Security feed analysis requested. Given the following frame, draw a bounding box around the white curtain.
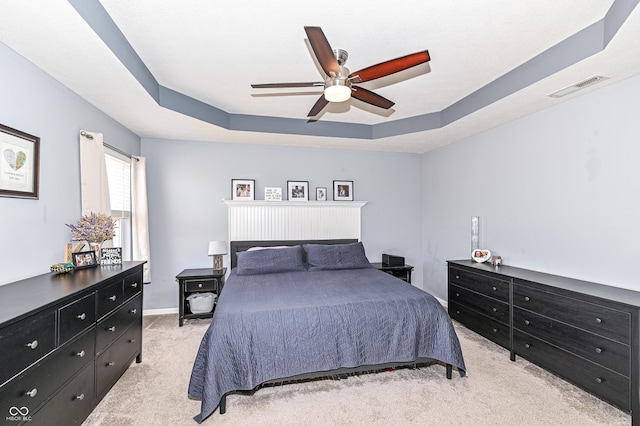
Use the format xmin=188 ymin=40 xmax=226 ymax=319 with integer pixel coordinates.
xmin=132 ymin=156 xmax=151 ymax=283
xmin=80 ymin=131 xmax=111 ymax=216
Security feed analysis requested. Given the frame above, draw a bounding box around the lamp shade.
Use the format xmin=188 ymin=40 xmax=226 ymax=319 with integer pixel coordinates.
xmin=208 ymin=241 xmax=227 ymax=256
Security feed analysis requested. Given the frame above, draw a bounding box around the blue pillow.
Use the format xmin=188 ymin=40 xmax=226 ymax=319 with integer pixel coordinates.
xmin=304 ymin=242 xmax=372 ymax=271
xmin=235 ymin=245 xmax=307 ymax=275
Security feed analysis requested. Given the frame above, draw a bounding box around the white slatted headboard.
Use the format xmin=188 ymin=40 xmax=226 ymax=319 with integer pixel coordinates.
xmin=224 ymin=200 xmax=367 ymax=242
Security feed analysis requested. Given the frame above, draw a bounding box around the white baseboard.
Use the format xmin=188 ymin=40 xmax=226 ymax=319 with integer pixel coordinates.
xmin=143 ymin=307 xmax=178 ymax=316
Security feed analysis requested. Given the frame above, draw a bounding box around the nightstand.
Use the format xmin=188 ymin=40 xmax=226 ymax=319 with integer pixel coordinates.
xmin=176 ymin=268 xmax=226 ymax=326
xmin=371 ymin=262 xmax=414 ymax=283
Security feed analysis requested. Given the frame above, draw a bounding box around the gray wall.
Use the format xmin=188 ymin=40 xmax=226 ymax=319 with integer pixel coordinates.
xmin=140 ymin=139 xmax=422 ymax=309
xmin=422 ymin=74 xmax=640 ymax=300
xmin=0 ymin=41 xmax=140 ymax=285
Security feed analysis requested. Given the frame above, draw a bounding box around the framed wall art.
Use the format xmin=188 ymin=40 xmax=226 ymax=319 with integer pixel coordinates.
xmin=72 ymin=251 xmax=98 ymax=269
xmin=316 ymin=187 xmax=327 ymax=201
xmin=287 ymin=180 xmax=309 ymax=201
xmin=231 ymin=179 xmax=255 ymax=200
xmin=333 ymin=180 xmax=353 ymax=201
xmin=0 ymin=123 xmax=40 ymax=199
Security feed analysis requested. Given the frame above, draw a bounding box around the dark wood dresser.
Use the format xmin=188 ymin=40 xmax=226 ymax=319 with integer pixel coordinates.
xmin=448 ymin=259 xmax=640 ymax=425
xmin=0 ymin=262 xmax=145 ymax=425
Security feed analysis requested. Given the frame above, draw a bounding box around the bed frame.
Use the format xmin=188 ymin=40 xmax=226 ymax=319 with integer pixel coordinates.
xmin=218 ymin=239 xmax=453 ymax=415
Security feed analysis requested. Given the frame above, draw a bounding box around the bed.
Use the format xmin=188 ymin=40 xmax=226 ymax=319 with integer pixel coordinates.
xmin=188 ymin=239 xmax=466 ymax=423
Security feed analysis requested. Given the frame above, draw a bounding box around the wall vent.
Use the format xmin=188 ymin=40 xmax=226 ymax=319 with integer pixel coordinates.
xmin=548 ymin=75 xmax=609 ymax=98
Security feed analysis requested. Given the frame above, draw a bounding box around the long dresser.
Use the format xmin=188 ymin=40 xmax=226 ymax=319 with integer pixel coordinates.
xmin=0 ymin=261 xmax=145 ymax=426
xmin=448 ymin=259 xmax=640 ymax=425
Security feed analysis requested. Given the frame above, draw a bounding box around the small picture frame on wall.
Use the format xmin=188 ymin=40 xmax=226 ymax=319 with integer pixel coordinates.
xmin=72 ymin=251 xmax=98 ymax=269
xmin=287 ymin=181 xmax=309 ymax=201
xmin=231 ymin=179 xmax=255 ymax=201
xmin=0 ymin=123 xmax=40 ymax=199
xmin=333 ymin=180 xmax=354 ymax=201
xmin=316 ymin=187 xmax=327 ymax=201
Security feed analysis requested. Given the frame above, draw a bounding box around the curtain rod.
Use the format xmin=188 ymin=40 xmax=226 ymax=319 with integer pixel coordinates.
xmin=80 ymin=131 xmax=139 ymax=161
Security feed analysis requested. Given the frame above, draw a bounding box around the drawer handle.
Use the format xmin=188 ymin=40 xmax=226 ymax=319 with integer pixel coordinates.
xmin=26 ymin=388 xmax=37 ymax=398
xmin=455 ymin=293 xmax=460 ymax=297
xmin=131 ymin=282 xmax=139 ymax=288
xmin=455 ymin=310 xmax=460 ymax=315
xmin=76 ymin=350 xmax=86 ymax=358
xmin=595 ymin=347 xmax=603 ymax=354
xmin=74 ymin=393 xmax=85 ymax=401
xmin=76 ymin=312 xmax=87 ymax=320
xmin=129 ymin=338 xmax=136 ymax=343
xmin=595 ymin=317 xmax=603 ymax=324
xmin=455 ymin=275 xmax=460 ymax=279
xmin=26 ymin=340 xmax=38 ymax=350
xmin=524 ymin=296 xmax=530 ymax=302
xmin=129 ymin=308 xmax=137 ymax=314
xmin=524 ymin=320 xmax=530 ymax=326
xmin=108 ymin=295 xmax=117 ymax=301
xmin=492 ymin=286 xmax=497 ymax=291
xmin=108 ymin=326 xmax=116 ymax=332
xmin=198 ymin=283 xmax=203 ymax=288
xmin=492 ymin=328 xmax=498 ymax=333
xmin=107 ymin=361 xmax=115 ymax=367
xmin=595 ymin=377 xmax=603 ymax=384
xmin=492 ymin=307 xmax=497 ymax=312
xmin=525 ymin=343 xmax=531 ymax=349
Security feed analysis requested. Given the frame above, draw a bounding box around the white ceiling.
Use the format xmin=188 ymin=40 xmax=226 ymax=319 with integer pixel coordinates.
xmin=0 ymin=1 xmax=639 ymax=153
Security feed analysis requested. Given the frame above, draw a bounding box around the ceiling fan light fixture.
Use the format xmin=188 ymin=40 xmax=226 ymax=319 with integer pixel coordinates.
xmin=324 ymin=78 xmax=351 ymax=102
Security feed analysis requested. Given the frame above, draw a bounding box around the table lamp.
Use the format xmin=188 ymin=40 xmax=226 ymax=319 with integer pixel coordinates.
xmin=208 ymin=241 xmax=227 ymax=270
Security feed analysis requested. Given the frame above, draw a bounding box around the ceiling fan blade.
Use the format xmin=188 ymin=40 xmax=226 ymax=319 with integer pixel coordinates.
xmin=308 ymin=95 xmax=330 ymax=117
xmin=304 ymin=26 xmax=340 ymax=77
xmin=251 ymin=82 xmax=324 ymax=89
xmin=349 ymin=50 xmax=430 ymax=83
xmin=351 ymin=86 xmax=395 ymax=109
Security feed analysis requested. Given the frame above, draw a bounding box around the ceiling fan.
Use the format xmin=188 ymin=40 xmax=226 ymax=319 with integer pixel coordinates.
xmin=251 ymin=26 xmax=431 ymax=118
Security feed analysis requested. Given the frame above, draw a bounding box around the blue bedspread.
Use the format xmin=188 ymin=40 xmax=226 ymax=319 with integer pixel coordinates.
xmin=188 ymin=267 xmax=466 ymax=423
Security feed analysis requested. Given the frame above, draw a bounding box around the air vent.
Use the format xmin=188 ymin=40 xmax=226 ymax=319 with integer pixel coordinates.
xmin=548 ymin=75 xmax=609 ymax=98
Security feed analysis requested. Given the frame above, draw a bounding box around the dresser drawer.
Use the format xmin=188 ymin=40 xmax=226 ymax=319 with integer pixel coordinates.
xmin=449 ymin=266 xmax=509 ymax=302
xmin=449 ymin=284 xmax=509 ymax=324
xmin=59 ymin=293 xmax=96 ymax=345
xmin=0 ymin=327 xmax=95 ymax=414
xmin=123 ymin=271 xmax=142 ymax=301
xmin=449 ymin=301 xmax=510 ymax=349
xmin=0 ymin=311 xmax=56 ymax=386
xmin=185 ymin=278 xmax=218 ymax=292
xmin=513 ymin=307 xmax=629 ymax=376
xmin=96 ymin=295 xmax=142 ymax=354
xmin=26 ymin=362 xmax=96 ymax=426
xmin=514 ymin=281 xmax=630 ymax=344
xmin=513 ymin=330 xmax=629 ymax=411
xmin=96 ymin=279 xmax=124 ymax=319
xmin=96 ymin=321 xmax=142 ymax=397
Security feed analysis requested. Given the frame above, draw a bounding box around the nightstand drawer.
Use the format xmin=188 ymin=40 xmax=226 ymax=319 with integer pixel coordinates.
xmin=514 ymin=307 xmax=628 ymax=376
xmin=449 ymin=266 xmax=509 ymax=302
xmin=514 ymin=280 xmax=630 ymax=344
xmin=449 ymin=284 xmax=509 ymax=324
xmin=513 ymin=330 xmax=629 ymax=411
xmin=185 ymin=278 xmax=218 ymax=292
xmin=449 ymin=301 xmax=510 ymax=349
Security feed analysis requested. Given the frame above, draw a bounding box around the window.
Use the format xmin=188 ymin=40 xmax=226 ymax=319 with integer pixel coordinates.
xmin=105 ymin=150 xmax=132 ymax=260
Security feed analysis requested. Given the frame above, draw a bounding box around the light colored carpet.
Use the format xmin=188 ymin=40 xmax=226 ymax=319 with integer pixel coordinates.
xmin=82 ymin=314 xmax=630 ymax=426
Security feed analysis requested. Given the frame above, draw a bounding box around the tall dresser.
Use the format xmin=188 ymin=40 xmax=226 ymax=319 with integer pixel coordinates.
xmin=0 ymin=261 xmax=145 ymax=425
xmin=448 ymin=259 xmax=640 ymax=425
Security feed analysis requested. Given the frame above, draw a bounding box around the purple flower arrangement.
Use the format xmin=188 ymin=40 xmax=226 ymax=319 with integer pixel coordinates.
xmin=66 ymin=212 xmax=116 ymax=244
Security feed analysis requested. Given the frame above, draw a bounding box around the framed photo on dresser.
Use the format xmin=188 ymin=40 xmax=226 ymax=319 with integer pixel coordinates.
xmin=287 ymin=180 xmax=309 ymax=201
xmin=333 ymin=180 xmax=353 ymax=201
